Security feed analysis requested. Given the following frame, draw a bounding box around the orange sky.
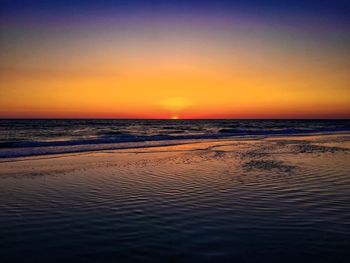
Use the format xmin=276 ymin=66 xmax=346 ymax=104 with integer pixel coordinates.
xmin=1 ymin=2 xmax=349 ymax=119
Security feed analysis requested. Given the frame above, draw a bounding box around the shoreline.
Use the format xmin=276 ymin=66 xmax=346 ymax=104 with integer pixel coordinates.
xmin=1 ymin=131 xmax=350 ymax=262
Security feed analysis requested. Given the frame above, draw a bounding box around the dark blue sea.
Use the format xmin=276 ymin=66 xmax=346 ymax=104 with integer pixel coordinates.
xmin=0 ymin=119 xmax=349 ymax=158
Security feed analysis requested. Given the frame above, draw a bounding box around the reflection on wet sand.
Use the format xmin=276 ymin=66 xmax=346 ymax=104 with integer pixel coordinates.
xmin=0 ymin=134 xmax=350 ymax=262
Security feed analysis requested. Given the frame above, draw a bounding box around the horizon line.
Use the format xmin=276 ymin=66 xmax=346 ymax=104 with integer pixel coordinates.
xmin=1 ymin=117 xmax=349 ymax=120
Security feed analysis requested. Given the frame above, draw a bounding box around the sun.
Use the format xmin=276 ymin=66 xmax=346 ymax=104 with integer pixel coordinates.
xmin=160 ymin=97 xmax=190 ymax=120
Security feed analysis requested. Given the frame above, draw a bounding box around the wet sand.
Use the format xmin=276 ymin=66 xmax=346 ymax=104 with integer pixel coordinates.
xmin=1 ymin=134 xmax=350 ymax=262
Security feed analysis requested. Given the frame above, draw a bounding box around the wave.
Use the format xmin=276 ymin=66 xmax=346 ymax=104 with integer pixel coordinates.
xmin=1 ymin=127 xmax=349 ymax=158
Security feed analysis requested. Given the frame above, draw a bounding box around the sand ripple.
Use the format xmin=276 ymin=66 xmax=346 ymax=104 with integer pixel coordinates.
xmin=0 ymin=134 xmax=350 ymax=262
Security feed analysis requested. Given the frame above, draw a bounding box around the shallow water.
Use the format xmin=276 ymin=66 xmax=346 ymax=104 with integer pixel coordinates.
xmin=0 ymin=135 xmax=350 ymax=262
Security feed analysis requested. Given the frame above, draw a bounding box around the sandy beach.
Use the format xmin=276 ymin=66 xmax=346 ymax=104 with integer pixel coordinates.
xmin=1 ymin=133 xmax=350 ymax=262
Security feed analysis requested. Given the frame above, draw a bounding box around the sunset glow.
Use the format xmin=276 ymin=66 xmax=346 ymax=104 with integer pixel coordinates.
xmin=1 ymin=0 xmax=349 ymax=119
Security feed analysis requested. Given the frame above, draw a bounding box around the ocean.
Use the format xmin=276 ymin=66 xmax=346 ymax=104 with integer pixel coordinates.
xmin=0 ymin=119 xmax=349 ymax=158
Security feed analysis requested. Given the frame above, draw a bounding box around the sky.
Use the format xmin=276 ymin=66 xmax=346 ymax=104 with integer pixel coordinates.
xmin=1 ymin=0 xmax=349 ymax=119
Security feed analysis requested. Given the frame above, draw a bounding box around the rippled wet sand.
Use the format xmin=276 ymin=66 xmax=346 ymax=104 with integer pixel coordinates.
xmin=1 ymin=134 xmax=350 ymax=262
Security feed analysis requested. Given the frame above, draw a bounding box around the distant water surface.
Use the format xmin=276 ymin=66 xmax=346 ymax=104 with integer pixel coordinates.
xmin=0 ymin=119 xmax=349 ymax=158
